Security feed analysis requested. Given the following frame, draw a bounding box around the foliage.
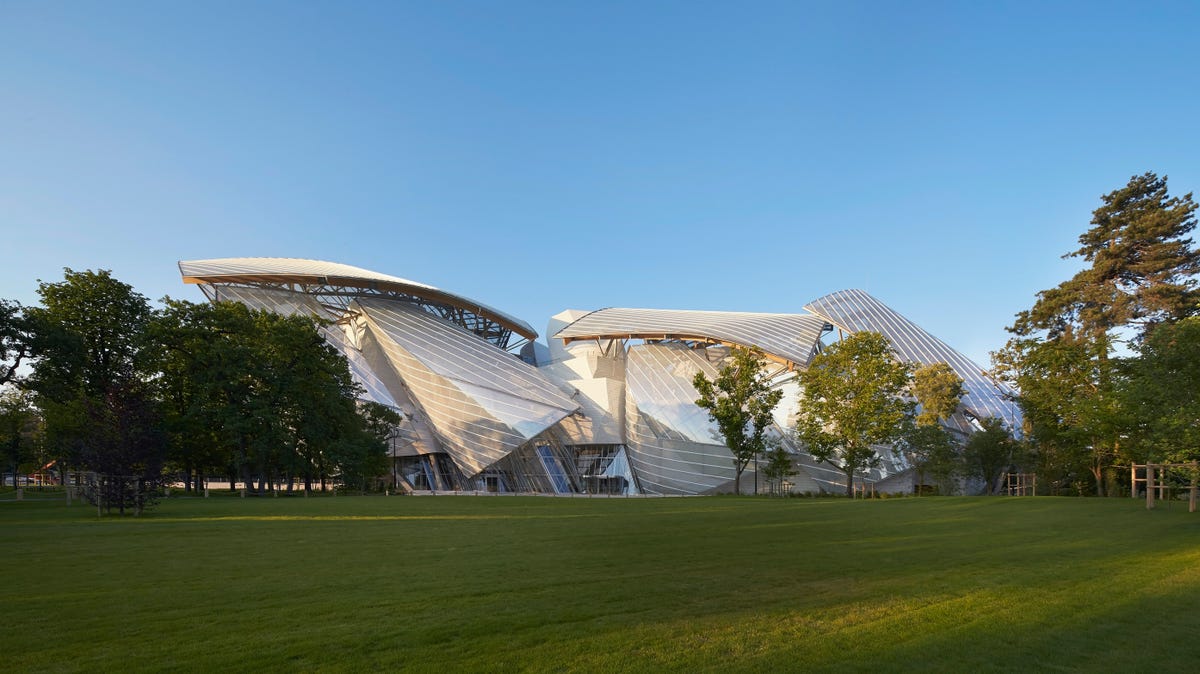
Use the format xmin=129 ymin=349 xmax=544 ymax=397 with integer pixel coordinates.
xmin=759 ymin=443 xmax=795 ymax=495
xmin=991 ymin=333 xmax=1122 ymax=494
xmin=903 ymin=362 xmax=966 ymax=493
xmin=0 ymin=299 xmax=31 ymax=387
xmin=795 ymin=331 xmax=913 ymax=497
xmin=329 ymin=401 xmax=402 ymax=493
xmin=6 ymin=267 xmax=399 ymax=503
xmin=1120 ymin=317 xmax=1200 ymax=464
xmin=693 ymin=346 xmax=783 ymax=495
xmin=961 ymin=417 xmax=1019 ymax=495
xmin=23 ymin=269 xmax=165 ymax=512
xmin=1004 ymin=173 xmax=1198 ymax=495
xmin=26 ymin=269 xmax=154 ymax=401
xmin=0 ymin=387 xmax=40 ymax=482
xmin=897 ymin=422 xmax=959 ymax=494
xmin=152 ymin=299 xmax=393 ymax=494
xmin=911 ymin=362 xmax=964 ymax=427
xmin=1012 ymin=171 xmax=1199 ymax=341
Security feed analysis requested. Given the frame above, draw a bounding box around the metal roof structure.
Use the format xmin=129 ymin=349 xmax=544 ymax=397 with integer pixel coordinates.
xmin=179 ymin=257 xmax=536 ymax=348
xmin=553 ymin=307 xmax=829 ymax=370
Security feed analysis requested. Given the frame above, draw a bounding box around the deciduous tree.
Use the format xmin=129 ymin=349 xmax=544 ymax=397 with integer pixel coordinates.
xmin=795 ymin=332 xmax=913 ymax=497
xmin=1121 ymin=317 xmax=1200 ymax=464
xmin=901 ymin=363 xmax=966 ymax=493
xmin=962 ymin=417 xmax=1019 ymax=495
xmin=0 ymin=388 xmax=40 ymax=486
xmin=0 ymin=299 xmax=31 ymax=387
xmin=911 ymin=362 xmax=964 ymax=428
xmin=759 ymin=443 xmax=795 ymax=496
xmin=154 ymin=299 xmax=395 ymax=494
xmin=693 ymin=346 xmax=783 ymax=495
xmin=992 ymin=334 xmax=1121 ymax=495
xmin=25 ymin=269 xmax=164 ymax=512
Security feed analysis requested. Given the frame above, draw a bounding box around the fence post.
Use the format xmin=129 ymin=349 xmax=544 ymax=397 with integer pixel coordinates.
xmin=1190 ymin=462 xmax=1197 ymax=514
xmin=1146 ymin=465 xmax=1155 ymax=510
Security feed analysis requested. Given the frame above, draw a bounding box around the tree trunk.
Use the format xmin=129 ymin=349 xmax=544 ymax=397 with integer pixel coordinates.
xmin=845 ymin=469 xmax=854 ymax=498
xmin=1092 ymin=464 xmax=1105 ymax=497
xmin=733 ymin=467 xmax=742 ymax=495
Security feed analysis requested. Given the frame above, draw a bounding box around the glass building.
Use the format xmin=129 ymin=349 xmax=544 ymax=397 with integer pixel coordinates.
xmin=180 ymin=258 xmax=1020 ymax=495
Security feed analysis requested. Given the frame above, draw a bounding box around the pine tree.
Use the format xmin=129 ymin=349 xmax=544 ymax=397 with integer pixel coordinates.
xmin=1013 ymin=172 xmax=1199 ymax=341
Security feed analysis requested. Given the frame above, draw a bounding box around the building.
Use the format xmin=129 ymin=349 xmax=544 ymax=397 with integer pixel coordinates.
xmin=180 ymin=257 xmax=1020 ymax=495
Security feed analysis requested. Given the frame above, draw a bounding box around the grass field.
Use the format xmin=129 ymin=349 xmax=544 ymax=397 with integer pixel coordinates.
xmin=2 ymin=494 xmax=1198 ymax=672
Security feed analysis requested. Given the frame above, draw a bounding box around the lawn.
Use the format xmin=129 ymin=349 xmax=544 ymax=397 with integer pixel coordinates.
xmin=2 ymin=494 xmax=1198 ymax=672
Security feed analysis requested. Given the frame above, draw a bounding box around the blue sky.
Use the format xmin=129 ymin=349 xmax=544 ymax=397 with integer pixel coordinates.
xmin=2 ymin=1 xmax=1198 ymax=365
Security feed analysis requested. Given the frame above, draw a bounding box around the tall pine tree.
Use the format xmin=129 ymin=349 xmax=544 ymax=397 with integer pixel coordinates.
xmin=1005 ymin=173 xmax=1199 ymax=495
xmin=1013 ymin=172 xmax=1199 ymax=341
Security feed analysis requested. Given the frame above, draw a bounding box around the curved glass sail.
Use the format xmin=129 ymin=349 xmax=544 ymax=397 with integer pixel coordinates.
xmin=555 ymin=308 xmax=827 ymax=369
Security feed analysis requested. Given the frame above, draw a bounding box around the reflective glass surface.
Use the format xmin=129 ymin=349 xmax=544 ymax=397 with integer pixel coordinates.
xmin=356 ymin=298 xmax=579 ymax=477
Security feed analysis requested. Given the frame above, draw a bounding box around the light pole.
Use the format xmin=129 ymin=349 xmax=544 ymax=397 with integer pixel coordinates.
xmin=754 ymin=452 xmax=759 ymax=494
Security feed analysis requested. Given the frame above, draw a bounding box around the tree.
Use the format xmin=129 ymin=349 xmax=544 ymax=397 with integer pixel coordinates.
xmin=1121 ymin=317 xmax=1200 ymax=465
xmin=26 ymin=269 xmax=154 ymax=400
xmin=795 ymin=332 xmax=913 ymax=497
xmin=24 ymin=269 xmax=164 ymax=512
xmin=759 ymin=442 xmax=796 ymax=496
xmin=150 ymin=299 xmax=249 ymax=493
xmin=153 ymin=298 xmax=393 ymax=495
xmin=78 ymin=381 xmax=167 ymax=514
xmin=901 ymin=362 xmax=966 ymax=493
xmin=1012 ymin=172 xmax=1199 ymax=342
xmin=327 ymin=401 xmax=402 ymax=493
xmin=693 ymin=346 xmax=784 ymax=495
xmin=0 ymin=388 xmax=40 ymax=487
xmin=991 ymin=334 xmax=1121 ymax=495
xmin=911 ymin=362 xmax=964 ymax=428
xmin=1 ymin=299 xmax=31 ymax=387
xmin=962 ymin=417 xmax=1018 ymax=495
xmin=1006 ymin=173 xmax=1198 ymax=495
xmin=897 ymin=423 xmax=959 ymax=494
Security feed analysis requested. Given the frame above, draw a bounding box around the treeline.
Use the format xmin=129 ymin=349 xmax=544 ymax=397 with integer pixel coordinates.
xmin=699 ymin=172 xmax=1199 ymax=498
xmin=991 ymin=172 xmax=1200 ymax=496
xmin=897 ymin=172 xmax=1199 ymax=496
xmin=0 ymin=270 xmax=399 ymax=510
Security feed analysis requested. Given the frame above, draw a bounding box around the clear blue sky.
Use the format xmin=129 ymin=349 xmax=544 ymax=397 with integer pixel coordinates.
xmin=3 ymin=1 xmax=1198 ymax=365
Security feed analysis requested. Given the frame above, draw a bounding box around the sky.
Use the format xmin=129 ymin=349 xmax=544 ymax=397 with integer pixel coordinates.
xmin=2 ymin=1 xmax=1198 ymax=366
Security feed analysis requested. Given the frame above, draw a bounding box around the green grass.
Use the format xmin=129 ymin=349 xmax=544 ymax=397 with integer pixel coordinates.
xmin=2 ymin=495 xmax=1198 ymax=672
